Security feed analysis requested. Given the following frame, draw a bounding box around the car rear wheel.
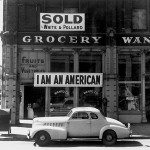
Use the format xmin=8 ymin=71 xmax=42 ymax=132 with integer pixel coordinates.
xmin=35 ymin=131 xmax=50 ymax=146
xmin=102 ymin=130 xmax=117 ymax=146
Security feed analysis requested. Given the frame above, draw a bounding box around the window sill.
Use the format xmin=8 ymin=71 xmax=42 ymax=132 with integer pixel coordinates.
xmin=118 ymin=110 xmax=142 ymax=115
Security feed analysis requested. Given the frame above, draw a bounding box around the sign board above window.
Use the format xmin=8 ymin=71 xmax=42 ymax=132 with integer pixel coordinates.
xmin=34 ymin=73 xmax=103 ymax=87
xmin=18 ymin=33 xmax=106 ymax=46
xmin=40 ymin=13 xmax=85 ymax=31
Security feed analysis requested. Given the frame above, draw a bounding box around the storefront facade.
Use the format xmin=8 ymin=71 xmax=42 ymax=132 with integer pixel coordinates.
xmin=1 ymin=0 xmax=150 ymax=124
xmin=18 ymin=33 xmax=106 ymax=119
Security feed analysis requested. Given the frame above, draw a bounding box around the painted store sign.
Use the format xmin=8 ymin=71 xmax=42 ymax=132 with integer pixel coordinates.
xmin=40 ymin=13 xmax=85 ymax=31
xmin=18 ymin=33 xmax=106 ymax=46
xmin=18 ymin=33 xmax=150 ymax=46
xmin=20 ymin=51 xmax=46 ymax=79
xmin=116 ymin=34 xmax=150 ymax=46
xmin=34 ymin=73 xmax=103 ymax=87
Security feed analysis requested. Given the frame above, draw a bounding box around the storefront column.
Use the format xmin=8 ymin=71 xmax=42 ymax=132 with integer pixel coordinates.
xmin=105 ymin=46 xmax=117 ymax=119
xmin=141 ymin=51 xmax=147 ymax=122
xmin=73 ymin=49 xmax=79 ymax=107
xmin=2 ymin=45 xmax=19 ymax=124
xmin=45 ymin=50 xmax=51 ymax=116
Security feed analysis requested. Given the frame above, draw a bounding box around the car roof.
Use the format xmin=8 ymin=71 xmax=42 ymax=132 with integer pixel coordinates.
xmin=71 ymin=107 xmax=100 ymax=113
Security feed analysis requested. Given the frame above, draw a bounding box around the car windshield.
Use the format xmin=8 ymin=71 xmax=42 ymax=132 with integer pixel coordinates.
xmin=67 ymin=110 xmax=73 ymax=117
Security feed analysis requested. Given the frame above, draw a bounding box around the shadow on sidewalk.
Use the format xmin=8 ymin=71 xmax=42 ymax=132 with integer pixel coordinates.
xmin=0 ymin=133 xmax=29 ymax=141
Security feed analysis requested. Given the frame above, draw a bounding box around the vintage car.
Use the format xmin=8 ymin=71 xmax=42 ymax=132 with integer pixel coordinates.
xmin=27 ymin=107 xmax=132 ymax=146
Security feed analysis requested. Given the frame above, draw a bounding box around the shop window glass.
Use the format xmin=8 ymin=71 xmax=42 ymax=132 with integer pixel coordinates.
xmin=118 ymin=52 xmax=141 ymax=111
xmin=119 ymin=53 xmax=141 ymax=81
xmin=79 ymin=52 xmax=102 ymax=73
xmin=51 ymin=52 xmax=74 ymax=72
xmin=119 ymin=83 xmax=141 ymax=111
xmin=50 ymin=52 xmax=74 ymax=112
xmin=79 ymin=51 xmax=102 ymax=110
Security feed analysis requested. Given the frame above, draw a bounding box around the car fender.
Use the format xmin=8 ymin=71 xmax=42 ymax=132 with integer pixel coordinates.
xmin=30 ymin=126 xmax=67 ymax=140
xmin=99 ymin=125 xmax=130 ymax=139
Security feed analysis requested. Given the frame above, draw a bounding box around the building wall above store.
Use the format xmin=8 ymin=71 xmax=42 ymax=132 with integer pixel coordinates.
xmin=3 ymin=0 xmax=150 ymax=45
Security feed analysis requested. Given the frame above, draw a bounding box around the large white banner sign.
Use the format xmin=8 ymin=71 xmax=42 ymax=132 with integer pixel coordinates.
xmin=34 ymin=73 xmax=103 ymax=87
xmin=40 ymin=13 xmax=85 ymax=31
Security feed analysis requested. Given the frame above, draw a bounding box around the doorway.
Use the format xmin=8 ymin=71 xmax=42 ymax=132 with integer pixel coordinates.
xmin=145 ymin=84 xmax=150 ymax=122
xmin=24 ymin=86 xmax=45 ymax=118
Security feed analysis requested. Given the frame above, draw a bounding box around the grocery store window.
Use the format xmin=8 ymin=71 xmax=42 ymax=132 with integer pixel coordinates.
xmin=79 ymin=51 xmax=102 ymax=110
xmin=118 ymin=51 xmax=141 ymax=111
xmin=50 ymin=52 xmax=74 ymax=110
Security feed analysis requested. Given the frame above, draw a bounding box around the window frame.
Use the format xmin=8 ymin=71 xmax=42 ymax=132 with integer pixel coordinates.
xmin=71 ymin=111 xmax=89 ymax=120
xmin=118 ymin=50 xmax=142 ymax=112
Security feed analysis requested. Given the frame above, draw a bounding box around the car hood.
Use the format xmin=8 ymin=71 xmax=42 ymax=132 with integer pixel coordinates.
xmin=33 ymin=116 xmax=69 ymax=123
xmin=105 ymin=117 xmax=126 ymax=127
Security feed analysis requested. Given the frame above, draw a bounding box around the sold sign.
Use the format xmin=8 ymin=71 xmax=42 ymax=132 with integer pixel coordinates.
xmin=40 ymin=13 xmax=85 ymax=31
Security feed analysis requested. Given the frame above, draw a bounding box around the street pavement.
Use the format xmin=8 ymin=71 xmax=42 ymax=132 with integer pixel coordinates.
xmin=0 ymin=119 xmax=150 ymax=141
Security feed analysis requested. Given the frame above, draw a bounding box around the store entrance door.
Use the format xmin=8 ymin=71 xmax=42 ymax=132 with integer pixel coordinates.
xmin=146 ymin=84 xmax=150 ymax=122
xmin=24 ymin=86 xmax=45 ymax=118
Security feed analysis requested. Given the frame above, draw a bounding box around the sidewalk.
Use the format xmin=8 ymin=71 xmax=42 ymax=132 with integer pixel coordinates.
xmin=0 ymin=120 xmax=150 ymax=141
xmin=0 ymin=120 xmax=32 ymax=141
xmin=130 ymin=123 xmax=150 ymax=138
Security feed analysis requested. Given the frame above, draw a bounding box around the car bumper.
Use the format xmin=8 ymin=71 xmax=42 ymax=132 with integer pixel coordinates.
xmin=129 ymin=129 xmax=132 ymax=136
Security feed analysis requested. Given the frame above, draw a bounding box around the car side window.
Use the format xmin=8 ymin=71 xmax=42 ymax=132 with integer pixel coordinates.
xmin=72 ymin=112 xmax=78 ymax=119
xmin=90 ymin=113 xmax=98 ymax=119
xmin=72 ymin=112 xmax=89 ymax=119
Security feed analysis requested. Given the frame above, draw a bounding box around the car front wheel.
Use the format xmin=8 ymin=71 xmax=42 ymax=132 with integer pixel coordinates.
xmin=102 ymin=130 xmax=117 ymax=146
xmin=35 ymin=131 xmax=51 ymax=146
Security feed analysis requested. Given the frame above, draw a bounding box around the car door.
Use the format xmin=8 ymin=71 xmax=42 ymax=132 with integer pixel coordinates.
xmin=90 ymin=112 xmax=104 ymax=137
xmin=68 ymin=111 xmax=91 ymax=137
